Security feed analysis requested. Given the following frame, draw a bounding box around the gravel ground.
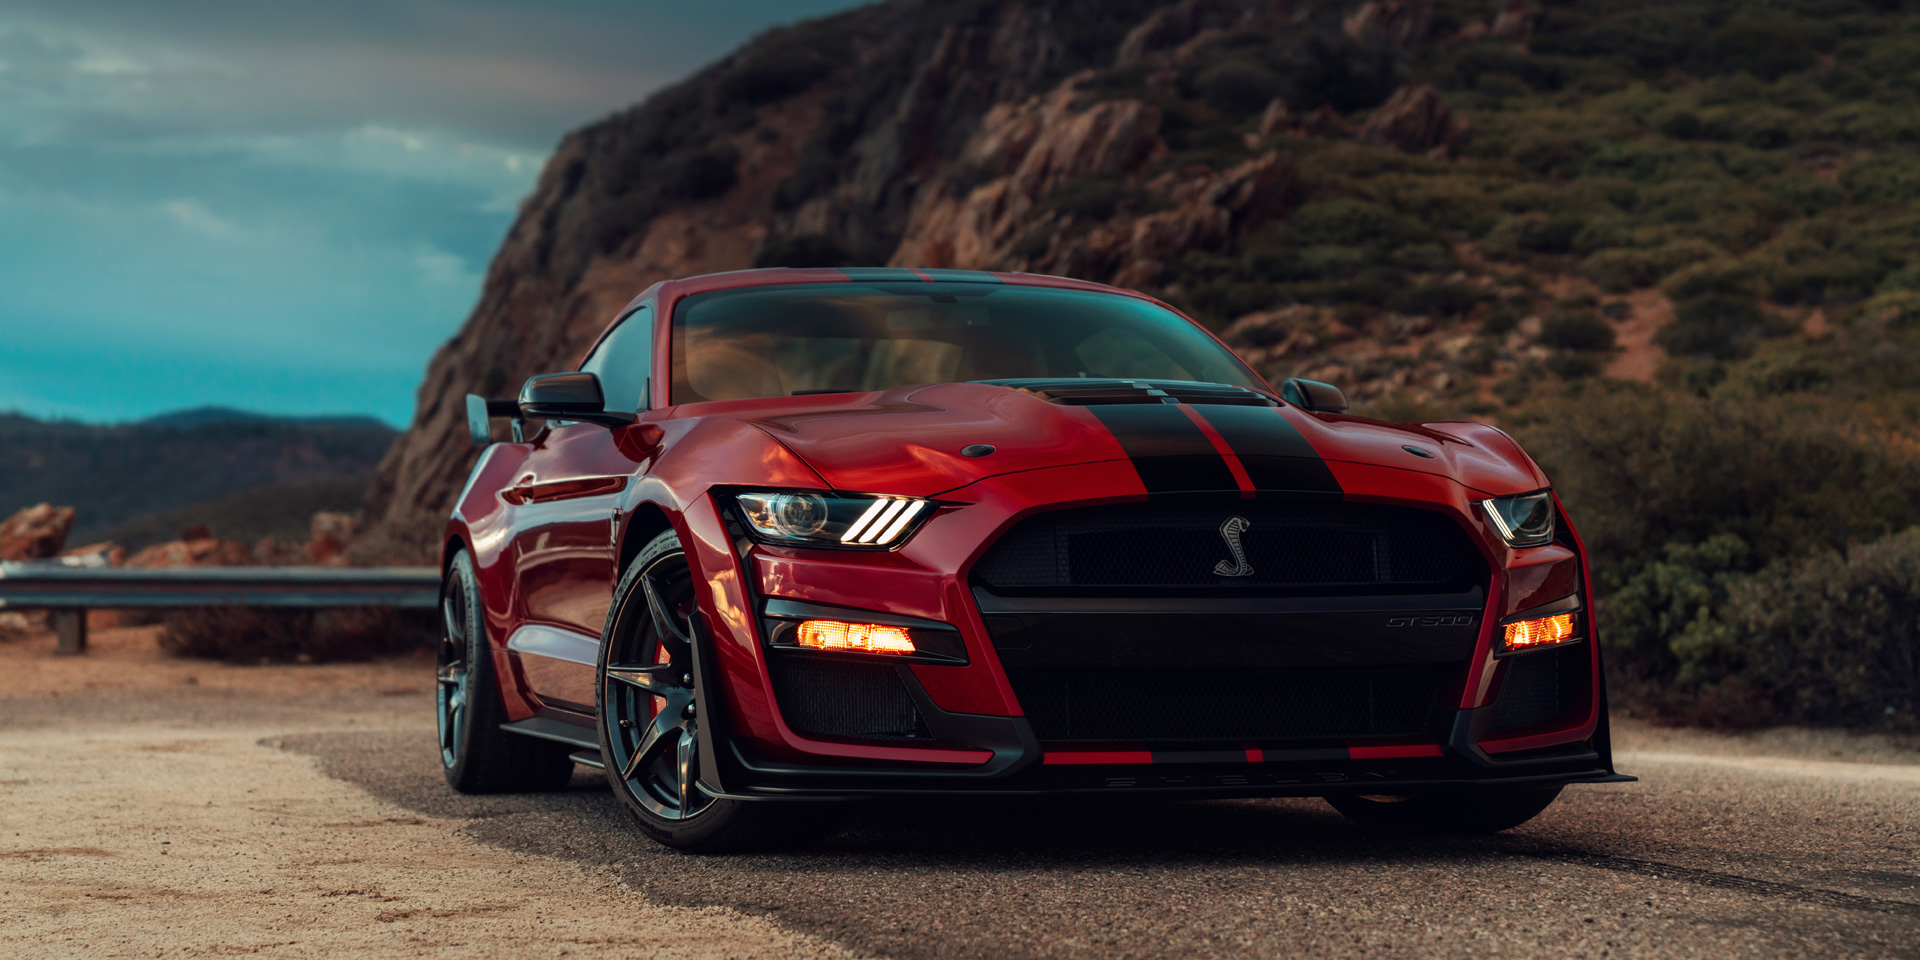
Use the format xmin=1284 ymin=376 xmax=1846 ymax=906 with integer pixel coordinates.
xmin=3 ymin=626 xmax=1918 ymax=959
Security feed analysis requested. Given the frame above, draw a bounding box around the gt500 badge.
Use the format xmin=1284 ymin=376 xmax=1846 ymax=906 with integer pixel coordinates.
xmin=1386 ymin=615 xmax=1477 ymax=627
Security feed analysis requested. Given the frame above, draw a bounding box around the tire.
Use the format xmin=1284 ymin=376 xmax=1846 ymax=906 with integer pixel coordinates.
xmin=438 ymin=549 xmax=577 ymax=793
xmin=1325 ymin=785 xmax=1564 ymax=834
xmin=595 ymin=530 xmax=835 ymax=852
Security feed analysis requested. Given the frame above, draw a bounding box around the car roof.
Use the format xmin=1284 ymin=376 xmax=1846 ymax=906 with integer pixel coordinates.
xmin=615 ymin=267 xmax=1161 ymax=319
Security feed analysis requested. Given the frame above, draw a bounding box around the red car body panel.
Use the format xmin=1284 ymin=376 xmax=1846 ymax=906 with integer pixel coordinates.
xmin=443 ymin=268 xmax=1622 ymax=796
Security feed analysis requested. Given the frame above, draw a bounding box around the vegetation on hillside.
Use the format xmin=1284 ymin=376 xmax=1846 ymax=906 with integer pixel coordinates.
xmin=0 ymin=413 xmax=392 ymax=541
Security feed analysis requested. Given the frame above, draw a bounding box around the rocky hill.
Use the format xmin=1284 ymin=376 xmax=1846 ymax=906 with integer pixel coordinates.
xmin=361 ymin=0 xmax=1920 ymax=570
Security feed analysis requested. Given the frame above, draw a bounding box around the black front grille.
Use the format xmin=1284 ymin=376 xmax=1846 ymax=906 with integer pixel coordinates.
xmin=976 ymin=501 xmax=1482 ymax=594
xmin=1492 ymin=648 xmax=1576 ymax=731
xmin=1009 ymin=668 xmax=1444 ymax=742
xmin=767 ymin=656 xmax=930 ymax=741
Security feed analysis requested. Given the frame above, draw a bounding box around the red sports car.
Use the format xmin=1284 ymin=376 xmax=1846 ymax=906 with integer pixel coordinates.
xmin=437 ymin=267 xmax=1630 ymax=850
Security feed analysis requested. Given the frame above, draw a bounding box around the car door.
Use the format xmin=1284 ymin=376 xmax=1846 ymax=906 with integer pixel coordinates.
xmin=506 ymin=304 xmax=655 ymax=713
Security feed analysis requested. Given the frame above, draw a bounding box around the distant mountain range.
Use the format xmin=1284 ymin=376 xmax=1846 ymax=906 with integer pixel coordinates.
xmin=0 ymin=409 xmax=396 ymax=545
xmin=138 ymin=406 xmax=394 ymax=431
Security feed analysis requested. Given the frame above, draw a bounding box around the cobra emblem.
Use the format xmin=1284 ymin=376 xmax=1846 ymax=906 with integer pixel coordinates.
xmin=1212 ymin=515 xmax=1254 ymax=578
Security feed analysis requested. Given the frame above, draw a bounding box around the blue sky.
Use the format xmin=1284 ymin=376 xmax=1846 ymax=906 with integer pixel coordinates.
xmin=0 ymin=0 xmax=861 ymax=427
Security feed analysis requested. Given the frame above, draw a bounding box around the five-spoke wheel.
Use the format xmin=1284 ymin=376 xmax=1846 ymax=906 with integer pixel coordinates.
xmin=600 ymin=550 xmax=715 ymax=821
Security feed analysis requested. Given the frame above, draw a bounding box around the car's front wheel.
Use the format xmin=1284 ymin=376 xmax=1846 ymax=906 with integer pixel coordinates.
xmin=1325 ymin=785 xmax=1563 ymax=834
xmin=597 ymin=530 xmax=831 ymax=851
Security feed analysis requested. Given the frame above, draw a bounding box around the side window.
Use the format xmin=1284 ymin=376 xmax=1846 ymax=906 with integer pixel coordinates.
xmin=579 ymin=305 xmax=653 ymax=414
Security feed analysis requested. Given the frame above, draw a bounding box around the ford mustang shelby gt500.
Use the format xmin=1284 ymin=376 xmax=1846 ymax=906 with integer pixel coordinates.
xmin=438 ymin=267 xmax=1630 ymax=849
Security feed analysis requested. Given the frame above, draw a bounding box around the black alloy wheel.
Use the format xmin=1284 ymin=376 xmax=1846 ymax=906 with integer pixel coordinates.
xmin=597 ymin=530 xmax=839 ymax=851
xmin=438 ymin=549 xmax=576 ymax=793
xmin=436 ymin=574 xmax=472 ymax=769
xmin=600 ymin=543 xmax=715 ymax=822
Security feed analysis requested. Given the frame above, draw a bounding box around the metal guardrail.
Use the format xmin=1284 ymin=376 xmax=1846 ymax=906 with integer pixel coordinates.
xmin=0 ymin=562 xmax=441 ymax=655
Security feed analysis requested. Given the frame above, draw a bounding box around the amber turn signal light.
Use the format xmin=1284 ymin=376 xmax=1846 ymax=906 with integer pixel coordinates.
xmin=1503 ymin=613 xmax=1576 ymax=653
xmin=795 ymin=620 xmax=916 ymax=655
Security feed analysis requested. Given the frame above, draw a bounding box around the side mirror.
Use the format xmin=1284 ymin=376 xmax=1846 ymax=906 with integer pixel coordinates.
xmin=1280 ymin=378 xmax=1348 ymax=414
xmin=518 ymin=372 xmax=636 ymax=429
xmin=465 ymin=394 xmax=521 ymax=446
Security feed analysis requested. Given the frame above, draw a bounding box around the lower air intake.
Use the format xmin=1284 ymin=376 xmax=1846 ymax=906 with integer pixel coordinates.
xmin=1009 ymin=668 xmax=1443 ymax=742
xmin=767 ymin=655 xmax=930 ymax=741
xmin=1492 ymin=648 xmax=1574 ymax=731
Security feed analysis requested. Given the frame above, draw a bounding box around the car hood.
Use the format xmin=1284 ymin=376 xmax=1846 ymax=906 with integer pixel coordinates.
xmin=738 ymin=381 xmax=1545 ymax=500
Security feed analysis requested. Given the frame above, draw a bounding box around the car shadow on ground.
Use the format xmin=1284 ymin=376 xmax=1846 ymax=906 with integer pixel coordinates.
xmin=278 ymin=728 xmax=1562 ymax=870
xmin=276 ymin=728 xmax=1920 ymax=960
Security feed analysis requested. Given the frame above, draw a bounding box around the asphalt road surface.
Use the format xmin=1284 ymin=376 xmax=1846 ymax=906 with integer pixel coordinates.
xmin=287 ymin=730 xmax=1920 ymax=959
xmin=4 ymin=630 xmax=1917 ymax=959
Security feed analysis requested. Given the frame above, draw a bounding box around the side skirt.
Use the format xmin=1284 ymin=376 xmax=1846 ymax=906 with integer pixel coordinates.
xmin=500 ymin=716 xmax=599 ymax=751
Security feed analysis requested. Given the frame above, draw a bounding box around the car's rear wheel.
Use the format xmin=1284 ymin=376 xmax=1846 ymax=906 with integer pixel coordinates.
xmin=439 ymin=549 xmax=577 ymax=793
xmin=597 ymin=530 xmax=833 ymax=851
xmin=1325 ymin=785 xmax=1564 ymax=834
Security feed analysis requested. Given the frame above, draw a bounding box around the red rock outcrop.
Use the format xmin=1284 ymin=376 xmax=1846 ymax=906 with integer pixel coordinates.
xmin=307 ymin=512 xmax=358 ymax=565
xmin=1358 ymin=84 xmax=1469 ymax=157
xmin=353 ymin=0 xmax=1448 ymax=558
xmin=0 ymin=503 xmax=76 ymax=561
xmin=126 ymin=537 xmax=255 ymax=569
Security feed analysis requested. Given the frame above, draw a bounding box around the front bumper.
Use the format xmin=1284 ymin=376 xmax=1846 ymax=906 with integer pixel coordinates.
xmin=679 ymin=463 xmax=1624 ymax=800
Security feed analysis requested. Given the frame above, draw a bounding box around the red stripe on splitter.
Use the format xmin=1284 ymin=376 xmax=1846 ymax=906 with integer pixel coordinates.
xmin=906 ymin=267 xmax=935 ymax=282
xmin=1042 ymin=749 xmax=1155 ymax=765
xmin=1175 ymin=404 xmax=1255 ymax=497
xmin=1348 ymin=744 xmax=1444 ymax=759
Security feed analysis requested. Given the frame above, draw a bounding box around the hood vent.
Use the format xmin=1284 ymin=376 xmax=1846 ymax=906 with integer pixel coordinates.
xmin=976 ymin=379 xmax=1276 ymax=407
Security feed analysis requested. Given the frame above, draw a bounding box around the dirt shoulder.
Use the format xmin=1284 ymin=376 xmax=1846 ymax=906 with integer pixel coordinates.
xmin=0 ymin=626 xmax=856 ymax=960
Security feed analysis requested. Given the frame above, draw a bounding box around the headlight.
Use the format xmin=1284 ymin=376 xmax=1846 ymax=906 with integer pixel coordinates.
xmin=1480 ymin=491 xmax=1555 ymax=548
xmin=733 ymin=491 xmax=932 ymax=548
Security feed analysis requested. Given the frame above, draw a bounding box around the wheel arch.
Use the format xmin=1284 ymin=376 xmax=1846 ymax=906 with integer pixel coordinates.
xmin=619 ymin=500 xmax=677 ymax=577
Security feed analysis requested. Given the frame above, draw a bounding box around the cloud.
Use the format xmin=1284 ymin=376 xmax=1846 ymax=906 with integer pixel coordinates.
xmin=0 ymin=0 xmax=865 ymax=426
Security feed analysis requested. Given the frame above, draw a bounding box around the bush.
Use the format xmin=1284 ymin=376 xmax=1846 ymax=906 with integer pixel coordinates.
xmin=1538 ymin=310 xmax=1617 ymax=351
xmin=158 ymin=606 xmax=435 ymax=663
xmin=1385 ymin=281 xmax=1482 ymax=318
xmin=1486 ymin=212 xmax=1586 ymax=256
xmin=1602 ymin=534 xmax=1753 ymax=679
xmin=1670 ymin=528 xmax=1920 ymax=730
xmin=1197 ymin=60 xmax=1281 ymax=115
xmin=1658 ymin=294 xmax=1787 ymax=359
xmin=1513 ymin=386 xmax=1920 ymax=582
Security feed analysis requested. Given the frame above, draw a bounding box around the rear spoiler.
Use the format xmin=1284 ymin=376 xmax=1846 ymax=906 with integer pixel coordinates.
xmin=465 ymin=394 xmax=525 ymax=446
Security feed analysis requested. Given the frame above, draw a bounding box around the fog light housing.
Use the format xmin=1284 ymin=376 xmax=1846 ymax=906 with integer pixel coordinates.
xmin=1502 ymin=613 xmax=1577 ymax=654
xmin=795 ymin=620 xmax=916 ymax=655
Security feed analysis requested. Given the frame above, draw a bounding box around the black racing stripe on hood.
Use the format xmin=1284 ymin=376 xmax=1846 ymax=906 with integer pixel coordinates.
xmin=1086 ymin=403 xmax=1239 ymax=494
xmin=1190 ymin=404 xmax=1343 ymax=494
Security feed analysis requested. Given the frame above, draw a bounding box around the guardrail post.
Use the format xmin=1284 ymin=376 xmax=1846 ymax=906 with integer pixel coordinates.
xmin=52 ymin=608 xmax=87 ymax=656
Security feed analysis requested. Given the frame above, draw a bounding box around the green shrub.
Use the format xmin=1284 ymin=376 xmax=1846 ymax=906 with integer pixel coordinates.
xmin=1671 ymin=528 xmax=1920 ymax=729
xmin=1602 ymin=533 xmax=1753 ymax=677
xmin=1513 ymin=386 xmax=1920 ymax=582
xmin=159 ymin=606 xmax=434 ymax=664
xmin=1283 ymin=200 xmax=1432 ymax=249
xmin=1580 ymin=239 xmax=1721 ymax=291
xmin=1538 ymin=310 xmax=1617 ymax=351
xmin=1197 ymin=60 xmax=1281 ymax=115
xmin=1544 ymin=351 xmax=1606 ymax=379
xmin=1386 ymin=281 xmax=1482 ymax=318
xmin=1658 ymin=293 xmax=1790 ymax=359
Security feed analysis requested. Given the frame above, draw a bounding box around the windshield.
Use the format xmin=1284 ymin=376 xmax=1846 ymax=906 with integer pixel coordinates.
xmin=670 ymin=281 xmax=1262 ymax=403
